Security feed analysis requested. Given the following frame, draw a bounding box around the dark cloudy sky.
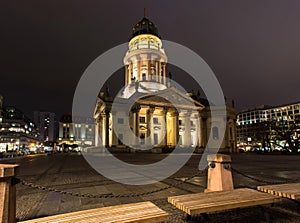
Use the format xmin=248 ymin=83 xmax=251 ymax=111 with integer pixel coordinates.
xmin=1 ymin=0 xmax=299 ymax=119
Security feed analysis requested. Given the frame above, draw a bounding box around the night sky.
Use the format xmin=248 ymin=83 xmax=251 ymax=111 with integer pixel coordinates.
xmin=1 ymin=1 xmax=300 ymax=119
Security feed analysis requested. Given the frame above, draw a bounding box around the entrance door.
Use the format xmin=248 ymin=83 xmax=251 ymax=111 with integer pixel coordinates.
xmin=154 ymin=133 xmax=158 ymax=145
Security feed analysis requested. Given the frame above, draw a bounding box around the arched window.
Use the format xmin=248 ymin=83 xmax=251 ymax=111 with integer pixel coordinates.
xmin=212 ymin=127 xmax=219 ymax=140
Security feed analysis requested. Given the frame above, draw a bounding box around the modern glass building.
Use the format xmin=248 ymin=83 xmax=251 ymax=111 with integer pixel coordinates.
xmin=237 ymin=102 xmax=300 ymax=151
xmin=0 ymin=106 xmax=40 ymax=152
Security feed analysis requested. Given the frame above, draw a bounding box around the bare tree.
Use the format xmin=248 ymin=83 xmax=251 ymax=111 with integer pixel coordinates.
xmin=269 ymin=118 xmax=300 ymax=153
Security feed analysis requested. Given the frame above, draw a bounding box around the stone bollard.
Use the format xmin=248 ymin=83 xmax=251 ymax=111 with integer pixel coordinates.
xmin=0 ymin=164 xmax=19 ymax=223
xmin=205 ymin=154 xmax=233 ymax=192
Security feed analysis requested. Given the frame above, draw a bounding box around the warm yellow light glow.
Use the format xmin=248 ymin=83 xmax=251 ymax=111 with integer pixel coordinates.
xmin=128 ymin=34 xmax=162 ymax=52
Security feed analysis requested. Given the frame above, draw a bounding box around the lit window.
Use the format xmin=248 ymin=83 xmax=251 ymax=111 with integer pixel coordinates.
xmin=139 ymin=117 xmax=146 ymax=123
xmin=212 ymin=127 xmax=219 ymax=140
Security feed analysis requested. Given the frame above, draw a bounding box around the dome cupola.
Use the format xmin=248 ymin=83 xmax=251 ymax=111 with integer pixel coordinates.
xmin=121 ymin=9 xmax=168 ymax=98
xmin=132 ymin=9 xmax=160 ymax=38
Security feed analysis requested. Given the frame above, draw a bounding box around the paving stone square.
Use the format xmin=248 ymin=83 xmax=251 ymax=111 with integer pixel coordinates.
xmin=1 ymin=153 xmax=300 ymax=222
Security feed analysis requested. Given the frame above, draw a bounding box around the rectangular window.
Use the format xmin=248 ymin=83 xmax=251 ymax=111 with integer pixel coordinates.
xmin=117 ymin=118 xmax=124 ymax=124
xmin=178 ymin=120 xmax=182 ymax=125
xmin=153 ymin=117 xmax=158 ymax=124
xmin=139 ymin=116 xmax=146 ymax=123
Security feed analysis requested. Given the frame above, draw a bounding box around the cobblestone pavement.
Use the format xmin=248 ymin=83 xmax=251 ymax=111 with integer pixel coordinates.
xmin=1 ymin=153 xmax=300 ymax=222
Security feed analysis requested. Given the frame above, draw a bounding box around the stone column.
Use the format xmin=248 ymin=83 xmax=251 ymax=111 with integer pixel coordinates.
xmin=129 ymin=63 xmax=133 ymax=84
xmin=147 ymin=107 xmax=155 ymax=145
xmin=196 ymin=113 xmax=201 ymax=147
xmin=183 ymin=113 xmax=192 ymax=147
xmin=162 ymin=108 xmax=168 ymax=146
xmin=158 ymin=61 xmax=162 ymax=84
xmin=137 ymin=60 xmax=141 ymax=81
xmin=98 ymin=117 xmax=103 ymax=146
xmin=0 ymin=164 xmax=19 ymax=223
xmin=132 ymin=106 xmax=141 ymax=146
xmin=105 ymin=111 xmax=110 ymax=147
xmin=147 ymin=60 xmax=151 ymax=81
xmin=155 ymin=61 xmax=159 ymax=82
xmin=95 ymin=121 xmax=99 ymax=146
xmin=125 ymin=64 xmax=128 ymax=86
xmin=132 ymin=112 xmax=136 ymax=146
xmin=169 ymin=109 xmax=178 ymax=146
xmin=162 ymin=63 xmax=166 ymax=85
xmin=101 ymin=112 xmax=106 ymax=147
xmin=111 ymin=111 xmax=117 ymax=147
xmin=174 ymin=110 xmax=179 ymax=146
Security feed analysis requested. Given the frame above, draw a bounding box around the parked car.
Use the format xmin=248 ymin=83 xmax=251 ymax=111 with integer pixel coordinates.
xmin=44 ymin=146 xmax=54 ymax=153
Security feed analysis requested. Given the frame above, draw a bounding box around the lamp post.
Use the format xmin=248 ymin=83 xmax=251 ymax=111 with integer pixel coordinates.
xmin=247 ymin=137 xmax=252 ymax=152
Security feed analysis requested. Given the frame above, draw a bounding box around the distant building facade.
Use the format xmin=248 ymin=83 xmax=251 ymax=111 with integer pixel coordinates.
xmin=58 ymin=114 xmax=95 ymax=147
xmin=0 ymin=106 xmax=40 ymax=152
xmin=94 ymin=15 xmax=237 ymax=153
xmin=34 ymin=111 xmax=57 ymax=142
xmin=237 ymin=102 xmax=300 ymax=151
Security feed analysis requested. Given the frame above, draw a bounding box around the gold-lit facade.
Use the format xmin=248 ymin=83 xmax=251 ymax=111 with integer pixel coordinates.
xmin=94 ymin=15 xmax=237 ymax=153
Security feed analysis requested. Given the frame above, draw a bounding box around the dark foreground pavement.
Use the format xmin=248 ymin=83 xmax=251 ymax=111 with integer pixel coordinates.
xmin=1 ymin=153 xmax=300 ymax=223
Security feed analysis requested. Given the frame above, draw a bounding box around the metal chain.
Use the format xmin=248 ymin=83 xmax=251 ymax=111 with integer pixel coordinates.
xmin=231 ymin=167 xmax=300 ymax=185
xmin=15 ymin=167 xmax=207 ymax=199
xmin=18 ymin=178 xmax=114 ymax=198
xmin=169 ymin=167 xmax=208 ymax=189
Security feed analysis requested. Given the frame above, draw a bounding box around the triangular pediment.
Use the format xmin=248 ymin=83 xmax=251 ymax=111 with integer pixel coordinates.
xmin=94 ymin=87 xmax=206 ymax=118
xmin=126 ymin=87 xmax=205 ymax=110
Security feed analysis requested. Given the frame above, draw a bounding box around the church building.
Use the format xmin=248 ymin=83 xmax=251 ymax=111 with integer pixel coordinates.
xmin=94 ymin=14 xmax=237 ymax=153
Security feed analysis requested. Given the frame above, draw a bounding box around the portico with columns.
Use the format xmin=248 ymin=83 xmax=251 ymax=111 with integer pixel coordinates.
xmin=94 ymin=98 xmax=205 ymax=150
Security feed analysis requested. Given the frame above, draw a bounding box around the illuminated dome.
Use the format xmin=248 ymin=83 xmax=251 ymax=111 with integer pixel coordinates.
xmin=120 ymin=10 xmax=167 ymax=99
xmin=132 ymin=16 xmax=160 ymax=38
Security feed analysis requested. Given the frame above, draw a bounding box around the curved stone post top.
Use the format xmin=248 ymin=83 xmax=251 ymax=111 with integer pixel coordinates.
xmin=0 ymin=164 xmax=19 ymax=223
xmin=207 ymin=154 xmax=231 ymax=163
xmin=0 ymin=164 xmax=19 ymax=178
